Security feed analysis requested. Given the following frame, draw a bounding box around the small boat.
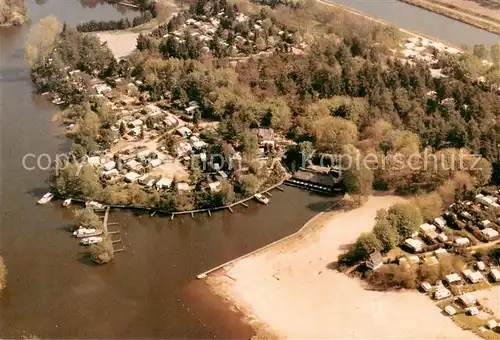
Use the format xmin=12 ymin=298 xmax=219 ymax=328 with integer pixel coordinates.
xmin=62 ymin=198 xmax=72 ymax=207
xmin=73 ymin=227 xmax=103 ymax=238
xmin=254 ymin=193 xmax=269 ymax=205
xmin=81 ymin=236 xmax=103 ymax=245
xmin=37 ymin=192 xmax=54 ymax=205
xmin=52 ymin=98 xmax=66 ymax=105
xmin=85 ymin=201 xmax=105 ymax=210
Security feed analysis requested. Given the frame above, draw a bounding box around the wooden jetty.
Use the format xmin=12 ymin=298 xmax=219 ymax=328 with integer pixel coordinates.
xmin=60 ymin=177 xmax=291 ymax=220
xmin=103 ymin=207 xmax=110 ymax=234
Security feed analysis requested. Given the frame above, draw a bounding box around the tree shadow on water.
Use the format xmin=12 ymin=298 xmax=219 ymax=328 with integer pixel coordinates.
xmin=306 ymin=201 xmax=333 ymax=212
xmin=27 ymin=187 xmax=50 ymax=198
xmin=76 ymin=251 xmax=101 ymax=267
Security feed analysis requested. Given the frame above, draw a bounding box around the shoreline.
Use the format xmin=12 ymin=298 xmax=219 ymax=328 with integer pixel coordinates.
xmin=317 ymin=0 xmax=463 ymax=49
xmin=53 ymin=178 xmax=291 ymax=217
xmin=397 ymin=0 xmax=500 ymax=35
xmin=197 ymin=195 xmax=344 ymax=279
xmin=94 ymin=0 xmax=179 ymax=58
xmin=205 ymin=194 xmax=477 ymax=339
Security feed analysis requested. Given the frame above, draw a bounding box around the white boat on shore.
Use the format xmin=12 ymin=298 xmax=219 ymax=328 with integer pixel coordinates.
xmin=73 ymin=227 xmax=103 ymax=238
xmin=85 ymin=201 xmax=105 ymax=209
xmin=62 ymin=198 xmax=72 ymax=207
xmin=37 ymin=192 xmax=54 ymax=205
xmin=52 ymin=98 xmax=66 ymax=105
xmin=81 ymin=236 xmax=103 ymax=245
xmin=254 ymin=193 xmax=270 ymax=205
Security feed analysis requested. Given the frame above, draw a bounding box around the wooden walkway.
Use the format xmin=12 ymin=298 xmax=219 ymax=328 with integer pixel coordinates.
xmin=68 ymin=178 xmax=290 ymax=219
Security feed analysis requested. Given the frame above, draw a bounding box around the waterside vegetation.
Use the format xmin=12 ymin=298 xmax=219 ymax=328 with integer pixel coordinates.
xmin=26 ymin=0 xmax=500 ymax=214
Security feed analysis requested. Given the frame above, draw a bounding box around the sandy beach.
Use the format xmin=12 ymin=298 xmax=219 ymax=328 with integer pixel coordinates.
xmin=208 ymin=195 xmax=477 ymax=339
xmin=95 ymin=0 xmax=179 ymax=59
xmin=475 ymin=286 xmax=500 ymax=318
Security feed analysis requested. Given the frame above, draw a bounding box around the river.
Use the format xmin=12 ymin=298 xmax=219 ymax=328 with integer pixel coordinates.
xmin=329 ymin=0 xmax=499 ymax=45
xmin=0 ymin=0 xmax=498 ymax=338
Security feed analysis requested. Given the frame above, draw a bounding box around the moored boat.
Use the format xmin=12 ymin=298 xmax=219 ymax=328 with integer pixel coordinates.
xmin=85 ymin=201 xmax=105 ymax=209
xmin=81 ymin=236 xmax=103 ymax=245
xmin=62 ymin=198 xmax=72 ymax=207
xmin=37 ymin=192 xmax=54 ymax=205
xmin=73 ymin=227 xmax=103 ymax=238
xmin=254 ymin=193 xmax=269 ymax=205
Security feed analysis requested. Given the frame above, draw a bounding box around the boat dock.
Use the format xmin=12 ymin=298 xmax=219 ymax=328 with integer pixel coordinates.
xmin=66 ymin=179 xmax=288 ymax=219
xmin=284 ymin=166 xmax=342 ymax=195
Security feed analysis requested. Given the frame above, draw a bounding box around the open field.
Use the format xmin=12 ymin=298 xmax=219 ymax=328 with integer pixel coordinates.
xmin=95 ymin=31 xmax=140 ymax=59
xmin=433 ymin=0 xmax=500 ymax=22
xmin=475 ymin=286 xmax=500 ymax=318
xmin=208 ymin=195 xmax=477 ymax=339
xmin=398 ymin=0 xmax=500 ymax=34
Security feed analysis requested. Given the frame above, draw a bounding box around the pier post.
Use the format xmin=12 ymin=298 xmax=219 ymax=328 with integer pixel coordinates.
xmin=208 ymin=210 xmax=211 ymax=217
xmin=171 ymin=214 xmax=174 ymax=220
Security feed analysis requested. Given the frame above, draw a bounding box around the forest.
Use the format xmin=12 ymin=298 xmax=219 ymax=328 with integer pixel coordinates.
xmin=26 ymin=0 xmax=500 ymax=211
xmin=0 ymin=0 xmax=27 ymax=26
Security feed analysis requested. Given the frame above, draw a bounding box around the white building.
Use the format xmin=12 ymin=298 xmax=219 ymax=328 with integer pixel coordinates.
xmin=445 ymin=273 xmax=461 ymax=285
xmin=404 ymin=238 xmax=424 ymax=252
xmin=434 ymin=216 xmax=446 ymax=229
xmin=124 ymin=172 xmax=141 ymax=183
xmin=437 ymin=233 xmax=448 ymax=243
xmin=482 ymin=228 xmax=499 ymax=240
xmin=434 ymin=248 xmax=448 ymax=258
xmin=150 ymin=158 xmax=162 ymax=168
xmin=444 ymin=306 xmax=456 ymax=316
xmin=466 ymin=307 xmax=479 ymax=316
xmin=455 ymin=237 xmax=470 ymax=246
xmin=103 ymin=161 xmax=116 ymax=171
xmin=177 ymin=126 xmax=192 ymax=138
xmin=434 ymin=288 xmax=451 ymax=300
xmin=208 ymin=181 xmax=221 ymax=192
xmin=421 ymin=282 xmax=432 ymax=292
xmin=491 ymin=268 xmax=500 ymax=282
xmin=155 ymin=177 xmax=172 ymax=189
xmin=476 ymin=193 xmax=500 ymax=208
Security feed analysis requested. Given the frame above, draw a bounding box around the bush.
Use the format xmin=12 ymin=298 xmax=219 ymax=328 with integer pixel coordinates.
xmin=90 ymin=236 xmax=114 ymax=264
xmin=386 ymin=203 xmax=423 ymax=239
xmin=365 ymin=264 xmax=418 ymax=290
xmin=74 ymin=207 xmax=103 ymax=230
